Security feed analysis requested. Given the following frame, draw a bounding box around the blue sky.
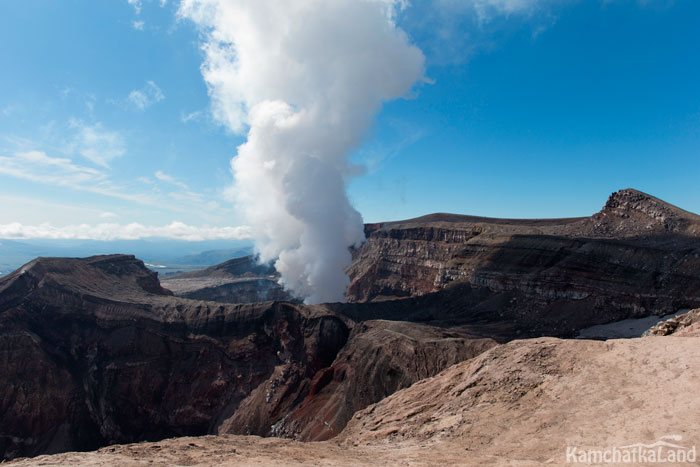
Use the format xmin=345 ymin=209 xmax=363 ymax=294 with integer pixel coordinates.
xmin=0 ymin=0 xmax=698 ymax=240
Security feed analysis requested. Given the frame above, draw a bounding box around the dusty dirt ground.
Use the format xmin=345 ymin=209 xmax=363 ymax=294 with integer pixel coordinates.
xmin=6 ymin=435 xmax=476 ymax=466
xmin=9 ymin=335 xmax=700 ymax=466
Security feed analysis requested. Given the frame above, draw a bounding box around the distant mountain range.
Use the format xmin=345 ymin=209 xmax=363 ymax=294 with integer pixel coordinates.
xmin=168 ymin=247 xmax=253 ymax=266
xmin=0 ymin=238 xmax=253 ymax=276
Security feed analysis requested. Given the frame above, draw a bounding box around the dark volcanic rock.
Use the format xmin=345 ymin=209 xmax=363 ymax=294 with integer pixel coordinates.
xmin=593 ymin=188 xmax=700 ymax=236
xmin=0 ymin=255 xmax=498 ymax=460
xmin=347 ymin=189 xmax=700 ymax=326
xmin=270 ymin=320 xmax=497 ymax=441
xmin=0 ymin=256 xmax=348 ymax=460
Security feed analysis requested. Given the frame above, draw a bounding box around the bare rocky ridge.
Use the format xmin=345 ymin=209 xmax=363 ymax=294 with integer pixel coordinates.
xmin=161 ymin=256 xmax=293 ymax=304
xmin=270 ymin=320 xmax=497 ymax=441
xmin=0 ymin=255 xmax=350 ymax=459
xmin=347 ymin=189 xmax=700 ymax=326
xmin=0 ymin=255 xmax=498 ymax=460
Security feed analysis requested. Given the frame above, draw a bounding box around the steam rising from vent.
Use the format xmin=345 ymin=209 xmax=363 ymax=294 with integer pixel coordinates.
xmin=179 ymin=0 xmax=425 ymax=303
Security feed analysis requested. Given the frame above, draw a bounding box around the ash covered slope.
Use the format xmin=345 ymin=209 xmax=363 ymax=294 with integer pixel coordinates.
xmin=348 ymin=189 xmax=700 ymax=326
xmin=338 ymin=335 xmax=700 ymax=465
xmin=8 ymin=334 xmax=700 ymax=466
xmin=0 ymin=255 xmax=496 ymax=460
xmin=161 ymin=255 xmax=293 ymax=304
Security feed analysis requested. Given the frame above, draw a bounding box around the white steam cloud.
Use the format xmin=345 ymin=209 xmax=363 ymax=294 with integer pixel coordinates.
xmin=180 ymin=0 xmax=425 ymax=303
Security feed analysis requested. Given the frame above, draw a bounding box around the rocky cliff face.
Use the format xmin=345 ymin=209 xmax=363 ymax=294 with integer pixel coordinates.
xmin=0 ymin=256 xmax=348 ymax=459
xmin=0 ymin=255 xmax=499 ymax=460
xmin=347 ymin=189 xmax=700 ymax=326
xmin=593 ymin=188 xmax=700 ymax=236
xmin=270 ymin=320 xmax=496 ymax=441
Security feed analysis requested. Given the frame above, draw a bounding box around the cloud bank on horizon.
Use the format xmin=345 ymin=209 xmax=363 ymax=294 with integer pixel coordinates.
xmin=179 ymin=0 xmax=425 ymax=303
xmin=0 ymin=221 xmax=251 ymax=242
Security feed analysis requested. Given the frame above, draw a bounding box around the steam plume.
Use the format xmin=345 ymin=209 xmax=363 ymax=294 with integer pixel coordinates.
xmin=180 ymin=0 xmax=424 ymax=303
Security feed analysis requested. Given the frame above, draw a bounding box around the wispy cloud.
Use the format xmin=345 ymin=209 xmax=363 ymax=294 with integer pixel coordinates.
xmin=470 ymin=0 xmax=543 ymax=21
xmin=155 ymin=170 xmax=189 ymax=190
xmin=153 ymin=170 xmax=223 ymax=211
xmin=0 ymin=150 xmax=152 ymax=205
xmin=128 ymin=80 xmax=165 ymax=110
xmin=0 ymin=221 xmax=251 ymax=241
xmin=84 ymin=93 xmax=97 ymax=115
xmin=68 ymin=119 xmax=126 ymax=167
xmin=0 ymin=149 xmax=233 ymax=224
xmin=401 ymin=0 xmax=559 ymax=65
xmin=137 ymin=175 xmax=156 ymax=185
xmin=355 ymin=117 xmax=426 ymax=175
xmin=3 ymin=118 xmax=125 ymax=168
xmin=435 ymin=0 xmax=545 ymax=22
xmin=0 ymin=150 xmax=107 ymax=185
xmin=180 ymin=110 xmax=202 ymax=123
xmin=127 ymin=0 xmax=142 ymax=15
xmin=0 ymin=193 xmax=119 ymax=225
xmin=132 ymin=20 xmax=145 ymax=30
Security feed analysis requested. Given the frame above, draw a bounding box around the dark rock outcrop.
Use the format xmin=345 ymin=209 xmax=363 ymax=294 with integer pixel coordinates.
xmin=347 ymin=189 xmax=700 ymax=327
xmin=270 ymin=320 xmax=497 ymax=441
xmin=0 ymin=255 xmax=496 ymax=460
xmin=0 ymin=256 xmax=348 ymax=460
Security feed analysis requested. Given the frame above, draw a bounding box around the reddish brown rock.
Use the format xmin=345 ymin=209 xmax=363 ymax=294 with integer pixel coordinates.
xmin=270 ymin=320 xmax=497 ymax=441
xmin=0 ymin=256 xmax=349 ymax=460
xmin=643 ymin=308 xmax=700 ymax=336
xmin=8 ymin=335 xmax=700 ymax=466
xmin=0 ymin=255 xmax=499 ymax=460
